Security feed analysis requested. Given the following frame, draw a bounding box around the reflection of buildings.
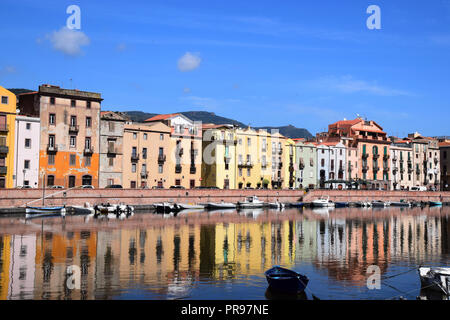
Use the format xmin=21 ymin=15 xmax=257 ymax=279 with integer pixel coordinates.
xmin=33 ymin=231 xmax=97 ymax=299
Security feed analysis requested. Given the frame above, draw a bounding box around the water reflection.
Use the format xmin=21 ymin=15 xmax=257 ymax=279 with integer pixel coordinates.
xmin=0 ymin=206 xmax=449 ymax=300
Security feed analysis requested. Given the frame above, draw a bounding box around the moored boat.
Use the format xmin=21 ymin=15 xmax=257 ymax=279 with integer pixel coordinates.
xmin=312 ymin=196 xmax=335 ymax=207
xmin=418 ymin=267 xmax=450 ymax=295
xmin=264 ymin=266 xmax=309 ymax=294
xmin=335 ymin=202 xmax=348 ymax=208
xmin=205 ymin=201 xmax=236 ymax=209
xmin=154 ymin=202 xmax=176 ymax=213
xmin=174 ymin=203 xmax=205 ymax=210
xmin=237 ymin=195 xmax=264 ymax=208
xmin=25 ymin=206 xmax=66 ymax=219
xmin=268 ymin=201 xmax=285 ymax=209
xmin=390 ymin=200 xmax=411 ymax=207
xmin=428 ymin=201 xmax=443 ymax=207
xmin=371 ymin=200 xmax=390 ymax=207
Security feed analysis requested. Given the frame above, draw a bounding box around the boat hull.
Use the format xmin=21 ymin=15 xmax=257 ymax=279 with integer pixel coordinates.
xmin=265 ymin=266 xmax=309 ymax=294
xmin=206 ymin=202 xmax=236 ymax=209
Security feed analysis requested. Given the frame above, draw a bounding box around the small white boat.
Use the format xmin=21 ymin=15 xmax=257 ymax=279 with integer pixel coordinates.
xmin=419 ymin=267 xmax=450 ymax=295
xmin=390 ymin=200 xmax=411 ymax=207
xmin=71 ymin=205 xmax=95 ymax=215
xmin=312 ymin=196 xmax=335 ymax=208
xmin=206 ymin=201 xmax=236 ymax=209
xmin=238 ymin=208 xmax=264 ymax=218
xmin=94 ymin=203 xmax=134 ymax=215
xmin=25 ymin=206 xmax=66 ymax=219
xmin=174 ymin=203 xmax=205 ymax=210
xmin=312 ymin=207 xmax=332 ymax=216
xmin=237 ymin=196 xmax=264 ymax=208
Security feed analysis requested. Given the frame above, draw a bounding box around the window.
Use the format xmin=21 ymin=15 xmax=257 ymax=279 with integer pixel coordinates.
xmin=175 ymin=179 xmax=181 ymax=186
xmin=48 ymin=154 xmax=55 ymax=165
xmin=109 ymin=121 xmax=115 ymax=132
xmin=321 ymin=159 xmax=325 ymax=167
xmin=50 ymin=97 xmax=55 ymax=105
xmin=26 ymin=123 xmax=31 ymax=130
xmin=70 ymin=154 xmax=76 ymax=166
xmin=132 ymin=163 xmax=136 ymax=173
xmin=85 ymin=137 xmax=91 ymax=150
xmin=247 ymin=138 xmax=251 ymax=146
xmin=158 ymin=164 xmax=163 ymax=173
xmin=86 ymin=101 xmax=91 ymax=109
xmin=82 ymin=175 xmax=92 ymax=185
xmin=143 ymin=133 xmax=147 ymax=140
xmin=49 ymin=113 xmax=56 ymax=125
xmin=130 ymin=181 xmax=136 ymax=188
xmin=1 ymin=96 xmax=8 ymax=104
xmin=24 ymin=160 xmax=30 ymax=169
xmin=71 ymin=100 xmax=76 ymax=107
xmin=239 ymin=168 xmax=242 ymax=177
xmin=159 ymin=147 xmax=164 ymax=156
xmin=86 ymin=117 xmax=91 ymax=128
xmin=70 ymin=116 xmax=77 ymax=126
xmin=133 ymin=133 xmax=137 ymax=140
xmin=47 ymin=175 xmax=55 ymax=186
xmin=70 ymin=136 xmax=76 ymax=147
xmin=247 ymin=168 xmax=251 ymax=176
xmin=160 ymin=134 xmax=164 ymax=140
xmin=109 ymin=157 xmax=114 ymax=167
xmin=24 ymin=138 xmax=31 ymax=148
xmin=142 ymin=148 xmax=147 ymax=159
xmin=84 ymin=156 xmax=91 ymax=166
xmin=107 ymin=179 xmax=114 ymax=186
xmin=48 ymin=135 xmax=55 ymax=147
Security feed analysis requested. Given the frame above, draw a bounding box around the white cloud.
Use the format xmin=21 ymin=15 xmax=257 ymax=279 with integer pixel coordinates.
xmin=0 ymin=66 xmax=17 ymax=75
xmin=47 ymin=27 xmax=90 ymax=56
xmin=183 ymin=87 xmax=191 ymax=94
xmin=177 ymin=52 xmax=201 ymax=72
xmin=308 ymin=75 xmax=412 ymax=96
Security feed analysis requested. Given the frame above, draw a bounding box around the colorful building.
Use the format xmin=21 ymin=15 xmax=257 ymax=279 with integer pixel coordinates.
xmin=201 ymin=124 xmax=238 ymax=189
xmin=18 ymin=84 xmax=102 ymax=188
xmin=122 ymin=121 xmax=172 ymax=188
xmin=283 ymin=139 xmax=296 ymax=189
xmin=0 ymin=86 xmax=17 ymax=188
xmin=14 ymin=116 xmax=40 ymax=188
xmin=389 ymin=140 xmax=413 ymax=190
xmin=145 ymin=113 xmax=202 ymax=189
xmin=99 ymin=111 xmax=127 ymax=188
xmin=439 ymin=140 xmax=450 ymax=190
xmin=294 ymin=140 xmax=317 ymax=189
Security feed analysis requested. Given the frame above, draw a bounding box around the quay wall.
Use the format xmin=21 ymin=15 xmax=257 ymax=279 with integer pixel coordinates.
xmin=0 ymin=189 xmax=305 ymax=209
xmin=303 ymin=189 xmax=449 ymax=202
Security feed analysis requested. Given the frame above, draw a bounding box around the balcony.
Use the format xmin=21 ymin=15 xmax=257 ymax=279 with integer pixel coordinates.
xmin=177 ymin=148 xmax=184 ymax=156
xmin=362 ymin=165 xmax=369 ymax=172
xmin=0 ymin=145 xmax=8 ymax=154
xmin=238 ymin=161 xmax=253 ymax=168
xmin=392 ymin=156 xmax=398 ymax=162
xmin=338 ymin=167 xmax=345 ymax=173
xmin=158 ymin=154 xmax=166 ymax=163
xmin=373 ymin=154 xmax=380 ymax=160
xmin=47 ymin=144 xmax=58 ymax=153
xmin=393 ymin=166 xmax=398 ymax=173
xmin=383 ymin=154 xmax=390 ymax=160
xmin=299 ymin=162 xmax=305 ymax=170
xmin=175 ymin=164 xmax=182 ymax=174
xmin=373 ymin=166 xmax=380 ymax=172
xmin=107 ymin=146 xmax=118 ymax=154
xmin=383 ymin=167 xmax=389 ymax=172
xmin=68 ymin=125 xmax=79 ymax=133
xmin=289 ymin=165 xmax=295 ymax=172
xmin=140 ymin=171 xmax=148 ymax=179
xmin=190 ymin=166 xmax=196 ymax=174
xmin=0 ymin=166 xmax=6 ymax=175
xmin=278 ymin=149 xmax=283 ymax=155
xmin=278 ymin=163 xmax=283 ymax=169
xmin=408 ymin=166 xmax=413 ymax=173
xmin=131 ymin=153 xmax=139 ymax=162
xmin=84 ymin=146 xmax=94 ymax=155
xmin=434 ymin=157 xmax=438 ymax=164
xmin=0 ymin=124 xmax=9 ymax=133
xmin=362 ymin=153 xmax=369 ymax=159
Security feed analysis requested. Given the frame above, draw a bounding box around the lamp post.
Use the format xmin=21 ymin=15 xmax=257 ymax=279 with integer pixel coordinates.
xmin=40 ymin=170 xmax=45 ymax=206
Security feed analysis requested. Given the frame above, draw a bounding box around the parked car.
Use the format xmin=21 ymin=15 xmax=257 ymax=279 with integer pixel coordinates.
xmin=81 ymin=185 xmax=94 ymax=189
xmin=16 ymin=185 xmax=33 ymax=189
xmin=50 ymin=185 xmax=64 ymax=189
xmin=194 ymin=186 xmax=219 ymax=189
xmin=169 ymin=185 xmax=185 ymax=189
xmin=105 ymin=184 xmax=123 ymax=189
xmin=410 ymin=186 xmax=427 ymax=191
xmin=152 ymin=185 xmax=164 ymax=189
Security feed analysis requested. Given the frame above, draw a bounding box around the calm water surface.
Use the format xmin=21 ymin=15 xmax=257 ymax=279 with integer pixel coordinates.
xmin=0 ymin=206 xmax=449 ymax=300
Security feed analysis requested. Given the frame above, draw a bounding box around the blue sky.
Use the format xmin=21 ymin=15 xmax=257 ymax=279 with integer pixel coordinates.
xmin=1 ymin=0 xmax=450 ymax=137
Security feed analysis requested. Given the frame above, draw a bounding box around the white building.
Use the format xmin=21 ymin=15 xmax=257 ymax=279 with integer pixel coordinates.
xmin=316 ymin=141 xmax=347 ymax=189
xmin=14 ymin=116 xmax=40 ymax=187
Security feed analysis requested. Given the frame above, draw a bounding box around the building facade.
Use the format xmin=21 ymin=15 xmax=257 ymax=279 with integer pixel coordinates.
xmin=14 ymin=116 xmax=40 ymax=188
xmin=295 ymin=140 xmax=317 ymax=189
xmin=18 ymin=84 xmax=101 ymax=188
xmin=284 ymin=139 xmax=296 ymax=189
xmin=439 ymin=141 xmax=450 ymax=190
xmin=0 ymin=86 xmax=16 ymax=188
xmin=123 ymin=121 xmax=172 ymax=189
xmin=99 ymin=111 xmax=127 ymax=188
xmin=201 ymin=124 xmax=238 ymax=189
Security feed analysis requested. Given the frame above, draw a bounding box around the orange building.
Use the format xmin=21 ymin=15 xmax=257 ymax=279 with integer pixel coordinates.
xmin=327 ymin=117 xmax=391 ymax=190
xmin=17 ymin=84 xmax=102 ymax=188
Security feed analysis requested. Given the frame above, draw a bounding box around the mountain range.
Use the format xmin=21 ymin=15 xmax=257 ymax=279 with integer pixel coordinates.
xmin=122 ymin=111 xmax=313 ymax=139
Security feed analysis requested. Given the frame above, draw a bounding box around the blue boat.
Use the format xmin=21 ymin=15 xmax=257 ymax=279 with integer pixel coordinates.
xmin=290 ymin=202 xmax=304 ymax=208
xmin=335 ymin=202 xmax=348 ymax=208
xmin=25 ymin=206 xmax=66 ymax=219
xmin=264 ymin=266 xmax=309 ymax=294
xmin=429 ymin=201 xmax=442 ymax=207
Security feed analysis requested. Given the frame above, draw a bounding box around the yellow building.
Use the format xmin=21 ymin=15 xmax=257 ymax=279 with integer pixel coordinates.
xmin=0 ymin=86 xmax=16 ymax=188
xmin=0 ymin=235 xmax=11 ymax=300
xmin=201 ymin=124 xmax=238 ymax=189
xmin=283 ymin=139 xmax=296 ymax=189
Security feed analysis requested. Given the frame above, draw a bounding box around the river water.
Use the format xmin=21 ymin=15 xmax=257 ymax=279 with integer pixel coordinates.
xmin=0 ymin=206 xmax=449 ymax=300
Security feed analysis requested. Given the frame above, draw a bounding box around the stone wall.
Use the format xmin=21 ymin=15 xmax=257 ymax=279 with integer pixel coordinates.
xmin=0 ymin=189 xmax=306 ymax=208
xmin=303 ymin=189 xmax=449 ymax=202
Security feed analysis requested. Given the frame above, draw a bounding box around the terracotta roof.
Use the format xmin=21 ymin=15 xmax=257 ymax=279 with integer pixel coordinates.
xmin=292 ymin=138 xmax=305 ymax=141
xmin=330 ymin=119 xmax=361 ymax=127
xmin=439 ymin=142 xmax=450 ymax=147
xmin=145 ymin=113 xmax=180 ymax=122
xmin=202 ymin=123 xmax=233 ymax=129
